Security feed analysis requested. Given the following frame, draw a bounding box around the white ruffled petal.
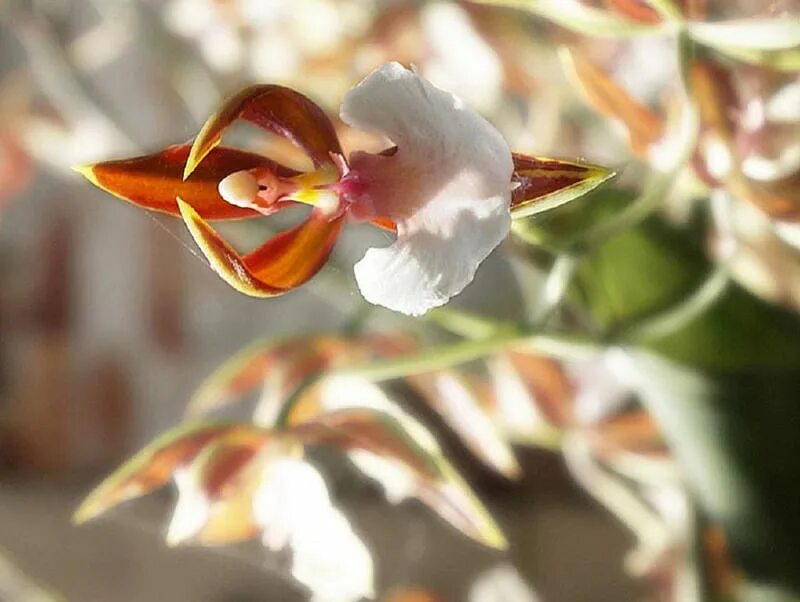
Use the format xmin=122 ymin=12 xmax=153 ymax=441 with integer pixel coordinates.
xmin=340 ymin=62 xmax=513 ymax=316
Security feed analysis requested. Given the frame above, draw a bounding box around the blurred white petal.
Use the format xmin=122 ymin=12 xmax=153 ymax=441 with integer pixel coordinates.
xmin=469 ymin=564 xmax=539 ymax=602
xmin=569 ymin=354 xmax=631 ymax=425
xmin=249 ymin=32 xmax=300 ymax=81
xmin=163 ymin=0 xmax=216 ymax=37
xmin=240 ymin=0 xmax=291 ymax=26
xmin=319 ymin=374 xmax=439 ymax=451
xmin=421 ymin=2 xmax=502 ymax=112
xmin=167 ymin=468 xmax=211 ymax=546
xmin=742 ymin=144 xmax=800 ymax=181
xmin=775 ymin=221 xmax=800 ymax=250
xmin=767 ymin=81 xmax=800 ymax=122
xmin=489 ymin=356 xmax=560 ymax=444
xmin=288 ymin=0 xmax=344 ymax=57
xmin=21 ymin=116 xmax=120 ymax=168
xmin=291 ymin=508 xmax=375 ymax=602
xmin=614 ymin=37 xmax=677 ymax=103
xmin=430 ymin=372 xmax=519 ymax=477
xmin=253 ymin=457 xmax=374 ymax=601
xmin=200 ymin=25 xmax=244 ymax=73
xmin=347 ymin=450 xmax=416 ymax=504
xmin=254 ymin=457 xmax=332 ymax=551
xmin=341 ymin=62 xmax=512 ymax=316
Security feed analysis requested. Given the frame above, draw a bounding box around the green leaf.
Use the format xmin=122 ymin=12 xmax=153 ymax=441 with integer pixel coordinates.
xmin=513 ymin=187 xmax=638 ymax=253
xmin=575 ymin=210 xmax=708 ymax=333
xmin=572 ymin=200 xmax=800 ymax=370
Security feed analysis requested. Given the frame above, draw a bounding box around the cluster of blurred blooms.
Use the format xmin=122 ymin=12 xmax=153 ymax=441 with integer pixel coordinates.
xmin=76 ymin=329 xmax=724 ymax=600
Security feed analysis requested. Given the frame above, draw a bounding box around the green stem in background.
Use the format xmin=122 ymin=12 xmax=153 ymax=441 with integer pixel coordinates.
xmin=425 ymin=307 xmax=512 ymax=339
xmin=579 ymin=171 xmax=672 ymax=251
xmin=646 ymin=0 xmax=684 ymax=21
xmin=533 ymin=253 xmax=578 ymax=326
xmin=333 ymin=326 xmax=526 ymax=382
xmin=677 ymin=505 xmax=714 ymax=602
xmin=510 ymin=220 xmax=548 ymax=247
xmin=615 ymin=190 xmax=737 ymax=343
xmin=616 ymin=263 xmax=730 ymax=342
xmin=342 ymin=304 xmax=375 ymax=336
xmin=581 ymin=106 xmax=699 ymax=253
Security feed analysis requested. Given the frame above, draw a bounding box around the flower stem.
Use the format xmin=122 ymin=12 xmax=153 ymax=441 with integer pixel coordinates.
xmin=647 ymin=0 xmax=684 ymax=21
xmin=424 ymin=307 xmax=511 ymax=339
xmin=334 ymin=326 xmax=525 ymax=382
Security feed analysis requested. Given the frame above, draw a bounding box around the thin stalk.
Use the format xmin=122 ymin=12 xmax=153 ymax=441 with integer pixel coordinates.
xmin=425 ymin=307 xmax=511 ymax=339
xmin=618 ymin=264 xmax=729 ymax=342
xmin=615 ymin=190 xmax=737 ymax=342
xmin=675 ymin=504 xmax=713 ymax=602
xmin=330 ymin=326 xmax=526 ymax=382
xmin=533 ymin=253 xmax=577 ymax=325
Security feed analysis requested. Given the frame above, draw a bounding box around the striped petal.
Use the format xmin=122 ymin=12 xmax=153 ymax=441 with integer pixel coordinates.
xmin=76 ymin=144 xmax=297 ymax=220
xmin=73 ymin=422 xmax=258 ymax=524
xmin=178 ymin=199 xmax=344 ymax=297
xmin=510 ymin=153 xmax=616 ymax=218
xmin=185 ymin=85 xmax=342 ymax=179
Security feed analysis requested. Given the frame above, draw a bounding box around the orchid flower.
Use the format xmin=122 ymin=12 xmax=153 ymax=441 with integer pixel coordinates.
xmin=77 ymin=62 xmax=612 ymax=315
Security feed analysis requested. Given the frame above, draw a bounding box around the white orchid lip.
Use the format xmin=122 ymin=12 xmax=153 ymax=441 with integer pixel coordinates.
xmin=219 ymin=164 xmax=343 ymax=216
xmin=219 ymin=169 xmax=260 ymax=208
xmin=339 ymin=62 xmax=513 ymax=316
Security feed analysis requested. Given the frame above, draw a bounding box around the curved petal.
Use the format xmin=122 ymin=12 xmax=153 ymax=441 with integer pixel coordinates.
xmin=561 ymin=48 xmax=665 ymax=157
xmin=177 ymin=199 xmax=344 ymax=297
xmin=73 ymin=422 xmax=257 ymax=524
xmin=341 ymin=62 xmax=513 ymax=316
xmin=185 ymin=85 xmax=342 ymax=178
xmin=172 ymin=435 xmax=269 ymax=546
xmin=604 ymin=0 xmax=662 ymax=24
xmin=291 ymin=404 xmax=508 ymax=550
xmin=76 ymin=144 xmax=297 ymax=220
